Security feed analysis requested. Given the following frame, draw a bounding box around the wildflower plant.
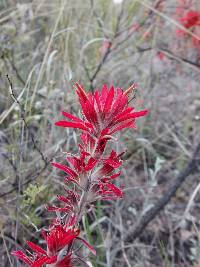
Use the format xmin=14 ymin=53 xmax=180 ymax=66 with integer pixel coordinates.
xmin=12 ymin=83 xmax=147 ymax=266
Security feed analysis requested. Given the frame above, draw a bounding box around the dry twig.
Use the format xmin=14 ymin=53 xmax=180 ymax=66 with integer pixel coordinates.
xmin=124 ymin=142 xmax=200 ymax=243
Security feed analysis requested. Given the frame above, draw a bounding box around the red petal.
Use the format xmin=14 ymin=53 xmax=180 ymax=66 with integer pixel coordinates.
xmin=55 ymin=121 xmax=89 ymax=131
xmin=101 ymin=84 xmax=108 ymax=103
xmin=110 ymin=91 xmax=127 ymax=117
xmin=109 ymin=120 xmax=136 ymax=135
xmin=12 ymin=251 xmax=32 ymax=266
xmin=103 ymin=86 xmax=114 ymax=113
xmin=27 ymin=241 xmax=46 ymax=255
xmin=101 ymin=172 xmax=121 ymax=182
xmin=41 ymin=230 xmax=47 ymax=241
xmin=84 ymin=157 xmax=97 ymax=171
xmin=51 ymin=162 xmax=77 ymax=178
xmin=105 ymin=159 xmax=121 ymax=168
xmin=60 ymin=230 xmax=80 ymax=247
xmin=131 ymin=109 xmax=148 ymax=118
xmin=62 ymin=111 xmax=83 ymax=123
xmin=106 ymin=183 xmax=123 ymax=198
xmin=114 ymin=110 xmax=147 ymax=124
xmin=113 ymin=107 xmax=134 ymax=121
xmin=75 ymin=82 xmax=88 ymax=102
xmin=57 ymin=195 xmax=71 ymax=204
xmin=82 ymin=100 xmax=98 ymax=124
xmin=94 ymin=90 xmax=102 ymax=113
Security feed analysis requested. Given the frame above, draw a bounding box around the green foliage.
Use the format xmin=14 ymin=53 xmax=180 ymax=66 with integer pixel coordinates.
xmin=22 ymin=183 xmax=46 ymax=206
xmin=21 ymin=183 xmax=52 ymax=227
xmin=83 ymin=201 xmax=104 ymax=267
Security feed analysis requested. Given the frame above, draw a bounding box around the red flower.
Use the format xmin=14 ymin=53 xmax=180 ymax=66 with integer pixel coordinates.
xmin=176 ymin=9 xmax=200 ymax=35
xmin=180 ymin=10 xmax=200 ymax=29
xmin=12 ymin=223 xmax=79 ymax=267
xmin=42 ymin=224 xmax=79 ymax=255
xmin=55 ymin=83 xmax=147 ymax=145
xmin=53 ymin=83 xmax=147 ymax=200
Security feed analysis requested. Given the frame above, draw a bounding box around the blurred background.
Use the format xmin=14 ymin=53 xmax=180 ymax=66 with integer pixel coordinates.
xmin=0 ymin=0 xmax=200 ymax=266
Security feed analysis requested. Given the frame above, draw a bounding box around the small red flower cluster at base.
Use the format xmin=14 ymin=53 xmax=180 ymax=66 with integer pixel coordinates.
xmin=12 ymin=83 xmax=147 ymax=266
xmin=12 ymin=222 xmax=78 ymax=267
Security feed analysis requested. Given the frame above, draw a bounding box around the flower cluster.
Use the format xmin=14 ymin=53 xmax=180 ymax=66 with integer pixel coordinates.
xmin=12 ymin=83 xmax=147 ymax=266
xmin=176 ymin=1 xmax=200 ymax=47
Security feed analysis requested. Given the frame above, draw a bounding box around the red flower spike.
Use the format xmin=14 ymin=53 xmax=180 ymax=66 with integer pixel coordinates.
xmin=55 ymin=84 xmax=148 ymax=147
xmin=13 ymin=82 xmax=147 ymax=266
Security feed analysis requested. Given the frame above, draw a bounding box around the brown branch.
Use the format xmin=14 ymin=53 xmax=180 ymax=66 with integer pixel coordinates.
xmin=124 ymin=142 xmax=200 ymax=243
xmin=88 ymin=2 xmax=124 ymax=90
xmin=8 ymin=54 xmax=26 ymax=85
xmin=159 ymin=47 xmax=200 ymax=70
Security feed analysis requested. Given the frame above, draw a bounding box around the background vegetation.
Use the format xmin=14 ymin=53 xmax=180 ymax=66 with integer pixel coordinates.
xmin=0 ymin=0 xmax=200 ymax=266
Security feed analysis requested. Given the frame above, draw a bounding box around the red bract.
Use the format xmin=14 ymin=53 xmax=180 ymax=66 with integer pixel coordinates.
xmin=11 ymin=250 xmax=58 ymax=267
xmin=98 ymin=181 xmax=123 ymax=199
xmin=92 ymin=150 xmax=123 ymax=180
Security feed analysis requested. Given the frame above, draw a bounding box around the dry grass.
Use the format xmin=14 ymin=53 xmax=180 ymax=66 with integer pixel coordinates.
xmin=0 ymin=0 xmax=200 ymax=266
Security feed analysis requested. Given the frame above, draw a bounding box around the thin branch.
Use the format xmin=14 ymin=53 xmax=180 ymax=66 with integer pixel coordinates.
xmin=124 ymin=142 xmax=200 ymax=243
xmin=0 ymin=157 xmax=51 ymax=198
xmin=159 ymin=47 xmax=200 ymax=71
xmin=88 ymin=2 xmax=124 ymax=90
xmin=6 ymin=74 xmax=48 ymax=166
